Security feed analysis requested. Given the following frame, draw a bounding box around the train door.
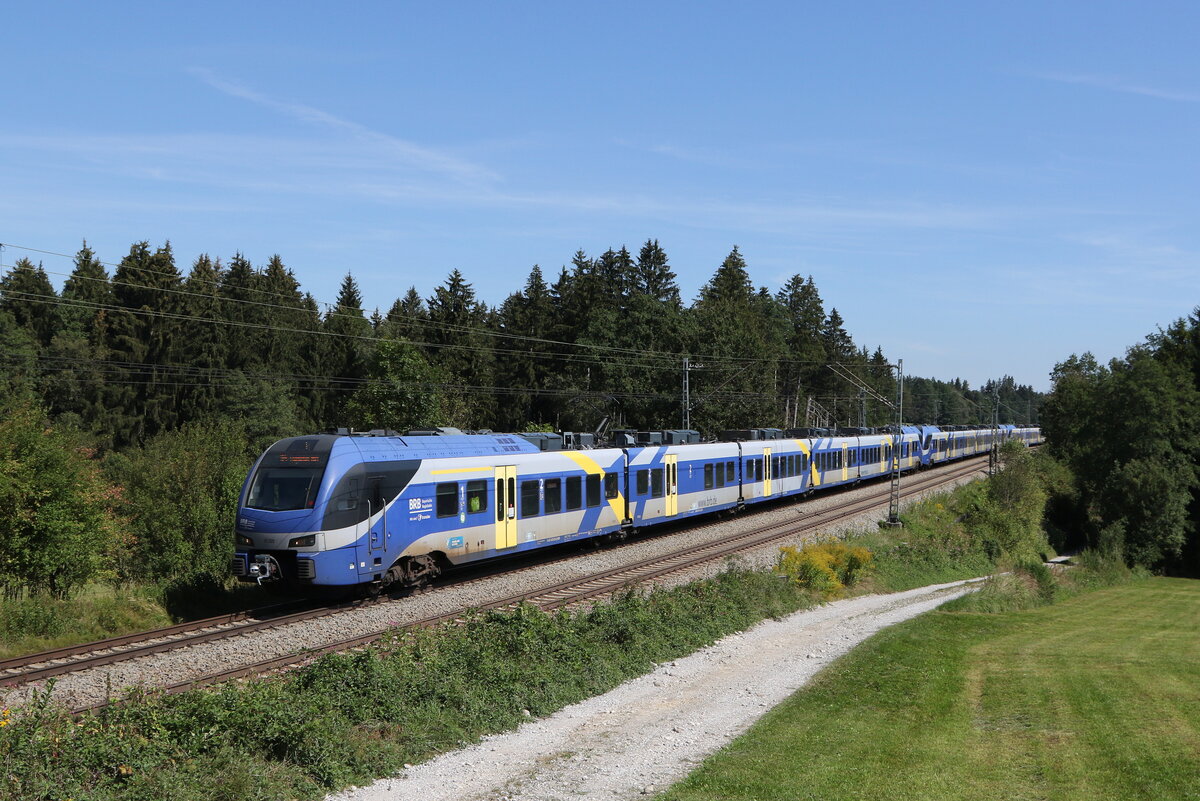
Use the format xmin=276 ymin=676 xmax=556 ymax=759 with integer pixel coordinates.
xmin=494 ymin=466 xmax=517 ymax=550
xmin=763 ymin=447 xmax=773 ymax=498
xmin=367 ymin=475 xmax=386 ymax=554
xmin=665 ymin=455 xmax=678 ymax=517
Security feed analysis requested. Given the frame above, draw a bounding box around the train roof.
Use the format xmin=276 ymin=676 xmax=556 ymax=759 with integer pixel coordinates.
xmin=267 ymin=432 xmax=544 ymax=463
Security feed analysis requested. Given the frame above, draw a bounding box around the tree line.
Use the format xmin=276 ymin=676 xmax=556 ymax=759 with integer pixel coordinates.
xmin=1041 ymin=309 xmax=1200 ymax=574
xmin=1 ymin=239 xmax=1040 ymax=447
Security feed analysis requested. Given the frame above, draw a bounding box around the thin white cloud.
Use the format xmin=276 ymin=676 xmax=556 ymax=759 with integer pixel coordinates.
xmin=0 ymin=132 xmax=1103 ymax=238
xmin=1033 ymin=71 xmax=1200 ymax=103
xmin=188 ymin=67 xmax=498 ymax=184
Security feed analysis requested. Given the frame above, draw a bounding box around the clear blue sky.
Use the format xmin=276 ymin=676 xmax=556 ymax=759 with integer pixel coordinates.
xmin=4 ymin=1 xmax=1198 ymax=391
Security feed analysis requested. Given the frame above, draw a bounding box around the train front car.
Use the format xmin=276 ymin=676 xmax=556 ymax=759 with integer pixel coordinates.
xmin=232 ymin=431 xmax=557 ymax=592
xmin=231 ymin=433 xmax=373 ymax=587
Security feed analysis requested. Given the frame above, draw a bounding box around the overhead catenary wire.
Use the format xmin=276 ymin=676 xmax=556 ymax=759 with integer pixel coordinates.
xmin=0 ymin=352 xmax=799 ymax=404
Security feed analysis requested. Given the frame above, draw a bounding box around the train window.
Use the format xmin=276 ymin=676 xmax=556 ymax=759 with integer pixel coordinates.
xmin=566 ymin=476 xmax=583 ymax=511
xmin=496 ymin=479 xmax=505 ymax=522
xmin=605 ymin=473 xmax=619 ymax=499
xmin=715 ymin=462 xmax=725 ymax=488
xmin=651 ymin=468 xmax=664 ymax=498
xmin=520 ymin=480 xmax=540 ymax=518
xmin=586 ymin=474 xmax=601 ymax=507
xmin=436 ymin=483 xmax=458 ymax=518
xmin=466 ymin=480 xmax=488 ymax=514
xmin=704 ymin=463 xmax=714 ymax=489
xmin=726 ymin=462 xmax=735 ymax=483
xmin=756 ymin=459 xmax=764 ymax=482
xmin=545 ymin=478 xmax=562 ymax=514
xmin=637 ymin=469 xmax=650 ymax=495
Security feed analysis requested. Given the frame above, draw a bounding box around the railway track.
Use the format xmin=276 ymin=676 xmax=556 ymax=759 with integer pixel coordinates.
xmin=1 ymin=456 xmax=987 ymax=714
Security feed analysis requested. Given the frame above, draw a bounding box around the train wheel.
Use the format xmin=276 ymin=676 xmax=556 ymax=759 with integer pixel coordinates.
xmin=391 ymin=555 xmax=441 ymax=595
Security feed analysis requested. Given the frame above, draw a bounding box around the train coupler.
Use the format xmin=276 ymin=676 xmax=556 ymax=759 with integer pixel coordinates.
xmin=248 ymin=554 xmax=282 ymax=585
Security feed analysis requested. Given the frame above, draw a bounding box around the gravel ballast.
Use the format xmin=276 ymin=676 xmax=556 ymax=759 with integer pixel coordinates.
xmin=329 ymin=578 xmax=979 ymax=801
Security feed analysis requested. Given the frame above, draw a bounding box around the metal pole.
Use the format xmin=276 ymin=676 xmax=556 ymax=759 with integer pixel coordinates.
xmin=886 ymin=359 xmax=904 ymax=526
xmin=682 ymin=357 xmax=690 ymax=430
xmin=988 ymin=384 xmax=1000 ymax=477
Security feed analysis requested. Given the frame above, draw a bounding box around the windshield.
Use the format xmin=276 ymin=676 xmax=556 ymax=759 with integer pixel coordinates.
xmin=246 ymin=466 xmax=325 ymax=511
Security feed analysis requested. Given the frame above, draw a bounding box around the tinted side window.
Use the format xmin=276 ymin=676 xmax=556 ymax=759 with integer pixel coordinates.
xmin=605 ymin=473 xmax=619 ymax=499
xmin=466 ymin=480 xmax=487 ymax=514
xmin=566 ymin=476 xmax=582 ymax=510
xmin=637 ymin=469 xmax=649 ymax=495
xmin=586 ymin=474 xmax=601 ymax=507
xmin=651 ymin=468 xmax=664 ymax=498
xmin=545 ymin=478 xmax=562 ymax=514
xmin=704 ymin=463 xmax=714 ymax=489
xmin=436 ymin=483 xmax=458 ymax=518
xmin=715 ymin=462 xmax=725 ymax=488
xmin=520 ymin=480 xmax=540 ymax=518
xmin=726 ymin=462 xmax=735 ymax=483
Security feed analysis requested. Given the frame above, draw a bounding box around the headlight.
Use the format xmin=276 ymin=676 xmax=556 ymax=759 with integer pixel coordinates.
xmin=289 ymin=534 xmax=316 ymax=548
xmin=236 ymin=534 xmax=253 ymax=546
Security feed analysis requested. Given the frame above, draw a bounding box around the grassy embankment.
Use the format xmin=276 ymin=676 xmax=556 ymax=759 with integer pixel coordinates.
xmin=660 ymin=571 xmax=1197 ymax=801
xmin=0 ymin=583 xmax=291 ymax=661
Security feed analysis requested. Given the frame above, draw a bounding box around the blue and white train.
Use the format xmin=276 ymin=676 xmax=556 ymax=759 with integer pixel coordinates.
xmin=231 ymin=424 xmax=1042 ymax=591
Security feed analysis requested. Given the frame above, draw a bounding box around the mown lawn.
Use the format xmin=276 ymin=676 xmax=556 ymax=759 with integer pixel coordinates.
xmin=660 ymin=577 xmax=1200 ymax=801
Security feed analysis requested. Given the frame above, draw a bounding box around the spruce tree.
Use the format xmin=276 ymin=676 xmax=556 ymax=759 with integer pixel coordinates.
xmin=104 ymin=241 xmax=184 ymax=446
xmin=59 ymin=242 xmax=112 ymax=336
xmin=43 ymin=244 xmax=113 ymax=429
xmin=0 ymin=257 xmax=58 ymax=347
xmin=321 ymin=273 xmax=374 ymax=425
xmin=219 ymin=253 xmax=262 ymax=372
xmin=177 ymin=254 xmax=226 ymax=424
xmin=426 ymin=269 xmax=493 ymax=427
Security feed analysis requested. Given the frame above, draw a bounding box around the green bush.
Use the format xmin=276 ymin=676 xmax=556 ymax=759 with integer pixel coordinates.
xmin=104 ymin=420 xmax=255 ymax=589
xmin=0 ymin=400 xmax=120 ymax=600
xmin=776 ymin=541 xmax=873 ymax=596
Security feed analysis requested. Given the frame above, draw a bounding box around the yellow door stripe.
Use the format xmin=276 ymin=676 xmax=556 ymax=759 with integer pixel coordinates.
xmin=795 ymin=440 xmax=819 ymax=487
xmin=563 ymin=452 xmax=627 ymax=522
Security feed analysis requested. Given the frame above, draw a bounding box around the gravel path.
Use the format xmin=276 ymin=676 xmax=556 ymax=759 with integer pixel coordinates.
xmin=329 ymin=578 xmax=979 ymax=801
xmin=2 ymin=463 xmax=983 ymax=711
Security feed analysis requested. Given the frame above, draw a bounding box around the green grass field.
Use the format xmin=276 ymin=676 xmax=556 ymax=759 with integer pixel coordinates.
xmin=660 ymin=577 xmax=1200 ymax=801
